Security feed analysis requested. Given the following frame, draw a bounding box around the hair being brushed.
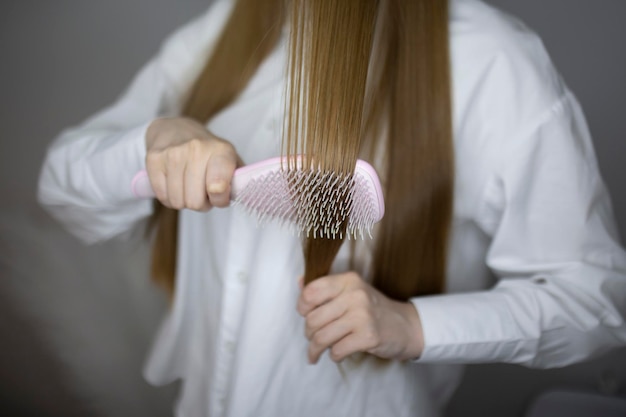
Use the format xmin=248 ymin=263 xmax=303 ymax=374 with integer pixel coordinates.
xmin=149 ymin=0 xmax=453 ymax=300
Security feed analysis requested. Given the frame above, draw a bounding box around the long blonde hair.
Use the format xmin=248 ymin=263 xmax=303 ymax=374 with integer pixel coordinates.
xmin=150 ymin=0 xmax=453 ymax=301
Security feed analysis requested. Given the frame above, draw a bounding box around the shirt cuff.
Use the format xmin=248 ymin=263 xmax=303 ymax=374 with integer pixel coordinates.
xmin=410 ymin=290 xmax=536 ymax=364
xmin=89 ymin=122 xmax=150 ymax=204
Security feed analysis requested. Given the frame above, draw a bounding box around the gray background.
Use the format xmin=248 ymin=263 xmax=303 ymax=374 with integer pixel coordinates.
xmin=0 ymin=1 xmax=624 ymax=416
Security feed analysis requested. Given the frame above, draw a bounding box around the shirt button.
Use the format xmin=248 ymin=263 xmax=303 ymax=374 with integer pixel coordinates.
xmin=237 ymin=271 xmax=248 ymax=284
xmin=533 ymin=277 xmax=547 ymax=285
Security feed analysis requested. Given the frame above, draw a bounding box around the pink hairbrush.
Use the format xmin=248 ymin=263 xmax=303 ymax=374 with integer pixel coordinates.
xmin=132 ymin=156 xmax=384 ymax=239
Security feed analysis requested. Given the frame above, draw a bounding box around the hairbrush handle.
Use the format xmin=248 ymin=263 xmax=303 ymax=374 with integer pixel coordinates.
xmin=130 ymin=170 xmax=155 ymax=199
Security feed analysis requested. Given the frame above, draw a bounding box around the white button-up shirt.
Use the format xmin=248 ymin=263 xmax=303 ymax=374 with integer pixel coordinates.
xmin=38 ymin=0 xmax=626 ymax=416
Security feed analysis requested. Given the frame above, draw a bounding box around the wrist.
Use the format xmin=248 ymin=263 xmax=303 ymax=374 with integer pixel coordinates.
xmin=399 ymin=300 xmax=424 ymax=360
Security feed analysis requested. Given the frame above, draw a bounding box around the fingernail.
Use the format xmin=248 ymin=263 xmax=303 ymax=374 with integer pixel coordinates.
xmin=208 ymin=180 xmax=227 ymax=193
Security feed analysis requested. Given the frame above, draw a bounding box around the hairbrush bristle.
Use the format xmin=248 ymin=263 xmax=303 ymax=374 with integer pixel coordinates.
xmin=234 ymin=168 xmax=378 ymax=239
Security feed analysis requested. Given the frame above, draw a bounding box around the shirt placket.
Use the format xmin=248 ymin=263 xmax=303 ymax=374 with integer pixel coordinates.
xmin=209 ymin=211 xmax=251 ymax=417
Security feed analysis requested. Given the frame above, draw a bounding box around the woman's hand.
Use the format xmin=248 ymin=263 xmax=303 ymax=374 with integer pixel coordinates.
xmin=297 ymin=272 xmax=424 ymax=364
xmin=145 ymin=117 xmax=241 ymax=211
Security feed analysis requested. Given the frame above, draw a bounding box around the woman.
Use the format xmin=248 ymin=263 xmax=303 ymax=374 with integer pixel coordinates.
xmin=38 ymin=0 xmax=626 ymax=416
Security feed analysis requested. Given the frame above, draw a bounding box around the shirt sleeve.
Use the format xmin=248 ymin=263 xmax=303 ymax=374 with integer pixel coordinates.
xmin=37 ymin=0 xmax=233 ymax=244
xmin=411 ymin=92 xmax=626 ymax=368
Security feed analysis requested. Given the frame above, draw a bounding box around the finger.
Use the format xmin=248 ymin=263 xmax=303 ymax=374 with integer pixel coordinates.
xmin=297 ymin=275 xmax=345 ymax=317
xmin=184 ymin=153 xmax=211 ymax=211
xmin=164 ymin=147 xmax=187 ymax=209
xmin=308 ymin=317 xmax=354 ymax=364
xmin=206 ymin=149 xmax=237 ymax=208
xmin=148 ymin=167 xmax=169 ymax=206
xmin=328 ymin=332 xmax=375 ymax=363
xmin=305 ymin=296 xmax=349 ymax=339
xmin=146 ymin=152 xmax=169 ymax=205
